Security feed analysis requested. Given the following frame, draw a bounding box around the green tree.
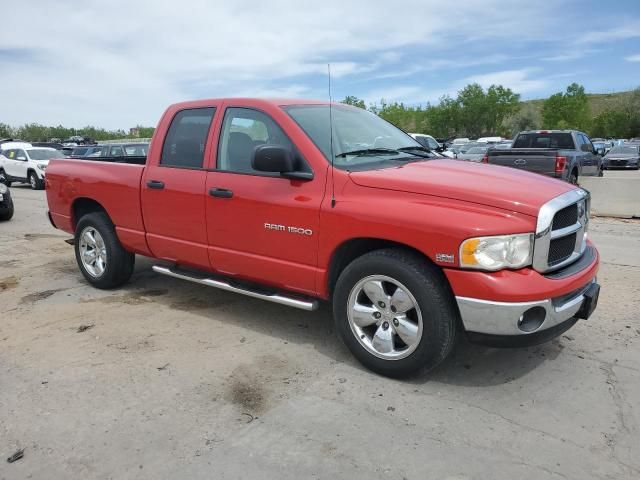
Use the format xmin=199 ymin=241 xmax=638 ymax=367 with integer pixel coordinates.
xmin=341 ymin=96 xmax=366 ymax=109
xmin=0 ymin=123 xmax=14 ymax=138
xmin=591 ymin=110 xmax=632 ymax=138
xmin=541 ymin=83 xmax=590 ymax=130
xmin=505 ymin=103 xmax=540 ymax=136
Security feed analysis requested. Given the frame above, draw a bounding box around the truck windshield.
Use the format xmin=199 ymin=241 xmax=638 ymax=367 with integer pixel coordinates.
xmin=284 ymin=105 xmax=426 ymax=170
xmin=513 ymin=132 xmax=575 ymax=149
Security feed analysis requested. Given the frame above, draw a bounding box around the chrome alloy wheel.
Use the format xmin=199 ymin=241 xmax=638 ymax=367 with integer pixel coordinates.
xmin=347 ymin=275 xmax=423 ymax=360
xmin=79 ymin=227 xmax=107 ymax=277
xmin=30 ymin=174 xmax=37 ymax=189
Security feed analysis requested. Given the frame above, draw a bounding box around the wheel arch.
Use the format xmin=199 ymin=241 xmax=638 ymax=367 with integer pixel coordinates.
xmin=72 ymin=197 xmax=109 ymax=230
xmin=326 ymin=237 xmax=440 ymax=297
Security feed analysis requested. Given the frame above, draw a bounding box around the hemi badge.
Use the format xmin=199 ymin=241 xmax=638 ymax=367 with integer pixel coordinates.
xmin=435 ymin=253 xmax=455 ymax=263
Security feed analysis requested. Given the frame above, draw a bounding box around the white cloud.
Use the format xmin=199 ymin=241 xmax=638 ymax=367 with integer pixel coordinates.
xmin=362 ymin=86 xmax=424 ymax=105
xmin=625 ymin=54 xmax=640 ymax=63
xmin=575 ymin=24 xmax=640 ymax=45
xmin=464 ymin=69 xmax=548 ymax=94
xmin=0 ymin=0 xmax=574 ymax=128
xmin=541 ymin=49 xmax=600 ymax=62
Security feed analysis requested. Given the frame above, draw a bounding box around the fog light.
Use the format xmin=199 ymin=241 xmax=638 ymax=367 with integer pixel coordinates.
xmin=517 ymin=307 xmax=546 ymax=333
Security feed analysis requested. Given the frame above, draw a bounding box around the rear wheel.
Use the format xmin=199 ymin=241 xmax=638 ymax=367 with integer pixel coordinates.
xmin=74 ymin=212 xmax=135 ymax=289
xmin=333 ymin=249 xmax=458 ymax=378
xmin=569 ymin=170 xmax=578 ymax=185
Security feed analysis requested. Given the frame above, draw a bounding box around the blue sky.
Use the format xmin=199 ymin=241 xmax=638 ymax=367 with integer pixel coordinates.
xmin=1 ymin=0 xmax=639 ymax=128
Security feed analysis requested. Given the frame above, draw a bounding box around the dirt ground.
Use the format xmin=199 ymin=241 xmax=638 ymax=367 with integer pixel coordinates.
xmin=1 ymin=185 xmax=639 ymax=480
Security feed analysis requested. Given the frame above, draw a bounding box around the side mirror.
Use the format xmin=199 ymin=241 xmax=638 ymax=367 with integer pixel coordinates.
xmin=252 ymin=145 xmax=313 ymax=180
xmin=17 ymin=156 xmax=27 ymax=161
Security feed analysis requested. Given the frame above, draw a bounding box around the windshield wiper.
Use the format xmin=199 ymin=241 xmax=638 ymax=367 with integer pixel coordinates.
xmin=397 ymin=146 xmax=434 ymax=158
xmin=335 ymin=148 xmax=400 ymax=158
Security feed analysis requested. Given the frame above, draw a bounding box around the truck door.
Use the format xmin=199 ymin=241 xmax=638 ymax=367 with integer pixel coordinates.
xmin=141 ymin=106 xmax=217 ymax=270
xmin=205 ymin=106 xmax=323 ymax=296
xmin=581 ymin=134 xmax=598 ymax=175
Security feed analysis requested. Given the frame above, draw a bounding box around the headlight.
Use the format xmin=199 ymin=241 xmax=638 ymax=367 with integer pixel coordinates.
xmin=0 ymin=183 xmax=7 ymax=194
xmin=37 ymin=164 xmax=47 ymax=171
xmin=460 ymin=233 xmax=534 ymax=271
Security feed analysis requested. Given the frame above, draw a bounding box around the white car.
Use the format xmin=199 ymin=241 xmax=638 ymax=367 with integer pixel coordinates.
xmin=0 ymin=145 xmax=62 ymax=190
xmin=408 ymin=133 xmax=441 ymax=151
xmin=477 ymin=136 xmax=503 ymax=143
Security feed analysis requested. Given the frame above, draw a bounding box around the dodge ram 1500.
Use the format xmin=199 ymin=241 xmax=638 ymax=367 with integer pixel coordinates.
xmin=45 ymin=98 xmax=600 ymax=377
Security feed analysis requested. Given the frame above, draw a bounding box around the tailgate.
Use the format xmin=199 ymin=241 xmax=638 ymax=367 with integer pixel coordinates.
xmin=487 ymin=149 xmax=557 ymax=175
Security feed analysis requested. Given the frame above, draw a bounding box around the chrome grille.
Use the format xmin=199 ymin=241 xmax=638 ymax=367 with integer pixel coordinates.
xmin=552 ymin=204 xmax=578 ymax=230
xmin=548 ymin=233 xmax=577 ymax=266
xmin=532 ymin=189 xmax=589 ymax=273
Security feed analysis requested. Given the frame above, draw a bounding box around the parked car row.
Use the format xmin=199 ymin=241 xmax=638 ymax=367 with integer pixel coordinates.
xmin=410 ymin=129 xmax=638 ymax=183
xmin=0 ymin=140 xmax=150 ymax=189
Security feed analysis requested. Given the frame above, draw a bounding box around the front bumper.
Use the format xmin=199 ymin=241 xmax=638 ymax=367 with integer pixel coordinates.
xmin=456 ymin=278 xmax=598 ymax=338
xmin=447 ymin=240 xmax=600 ymax=346
xmin=605 ymin=159 xmax=638 ymax=168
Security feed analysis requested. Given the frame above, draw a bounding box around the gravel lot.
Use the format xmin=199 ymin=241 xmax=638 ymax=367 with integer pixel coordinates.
xmin=1 ymin=185 xmax=639 ymax=480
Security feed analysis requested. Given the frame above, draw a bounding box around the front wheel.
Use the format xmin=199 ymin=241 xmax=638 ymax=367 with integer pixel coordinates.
xmin=333 ymin=249 xmax=458 ymax=378
xmin=74 ymin=212 xmax=135 ymax=289
xmin=28 ymin=171 xmax=44 ymax=190
xmin=0 ymin=170 xmax=11 ymax=187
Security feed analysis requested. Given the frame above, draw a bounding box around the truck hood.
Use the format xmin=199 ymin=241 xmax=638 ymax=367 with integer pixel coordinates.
xmin=349 ymin=159 xmax=574 ymax=217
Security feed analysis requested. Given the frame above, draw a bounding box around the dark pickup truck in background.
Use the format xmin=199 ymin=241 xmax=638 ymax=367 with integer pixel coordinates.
xmin=487 ymin=130 xmax=603 ymax=184
xmin=70 ymin=143 xmax=149 ymax=164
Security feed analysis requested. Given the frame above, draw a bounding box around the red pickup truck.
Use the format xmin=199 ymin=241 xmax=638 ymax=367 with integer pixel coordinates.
xmin=45 ymin=98 xmax=600 ymax=377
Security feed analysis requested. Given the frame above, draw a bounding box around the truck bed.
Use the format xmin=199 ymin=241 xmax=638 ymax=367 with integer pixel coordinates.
xmin=45 ymin=158 xmax=149 ymax=254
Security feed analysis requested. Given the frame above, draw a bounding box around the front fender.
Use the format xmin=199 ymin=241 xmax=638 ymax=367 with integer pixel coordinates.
xmin=317 ymin=183 xmax=537 ymax=298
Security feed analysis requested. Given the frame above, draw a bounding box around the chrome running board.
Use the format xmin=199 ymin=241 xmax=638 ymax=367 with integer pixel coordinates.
xmin=152 ymin=265 xmax=318 ymax=311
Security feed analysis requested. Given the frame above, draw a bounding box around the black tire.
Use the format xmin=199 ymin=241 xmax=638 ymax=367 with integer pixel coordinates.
xmin=74 ymin=212 xmax=135 ymax=289
xmin=569 ymin=171 xmax=578 ymax=185
xmin=0 ymin=195 xmax=13 ymax=222
xmin=0 ymin=170 xmax=11 ymax=187
xmin=333 ymin=248 xmax=458 ymax=378
xmin=28 ymin=171 xmax=44 ymax=190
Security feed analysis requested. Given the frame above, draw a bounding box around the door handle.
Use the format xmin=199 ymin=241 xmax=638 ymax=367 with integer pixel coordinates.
xmin=147 ymin=180 xmax=165 ymax=189
xmin=209 ymin=188 xmax=233 ymax=198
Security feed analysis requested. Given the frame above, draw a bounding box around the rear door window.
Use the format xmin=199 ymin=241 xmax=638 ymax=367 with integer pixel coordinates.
xmin=161 ymin=108 xmax=215 ymax=169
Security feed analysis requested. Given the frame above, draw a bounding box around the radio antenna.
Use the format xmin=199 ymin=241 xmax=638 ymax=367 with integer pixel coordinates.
xmin=328 ymin=63 xmax=336 ymax=208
